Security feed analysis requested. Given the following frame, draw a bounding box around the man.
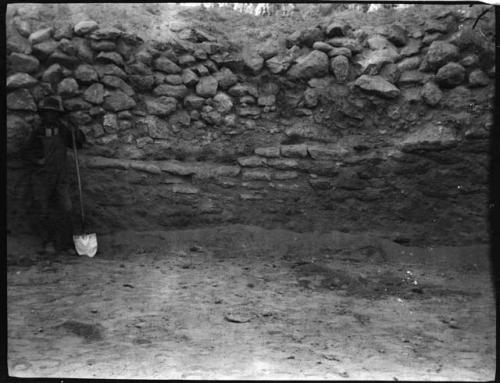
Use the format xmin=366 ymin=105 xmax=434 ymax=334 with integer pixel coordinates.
xmin=25 ymin=95 xmax=85 ymax=255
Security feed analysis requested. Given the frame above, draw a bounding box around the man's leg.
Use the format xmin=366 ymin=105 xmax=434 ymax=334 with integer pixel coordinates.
xmin=31 ymin=172 xmax=56 ymax=253
xmin=54 ymin=181 xmax=75 ymax=251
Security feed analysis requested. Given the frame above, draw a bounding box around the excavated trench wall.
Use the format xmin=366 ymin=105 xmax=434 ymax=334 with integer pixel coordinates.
xmin=6 ymin=12 xmax=494 ymax=245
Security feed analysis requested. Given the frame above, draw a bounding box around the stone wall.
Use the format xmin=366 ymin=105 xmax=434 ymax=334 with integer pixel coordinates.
xmin=6 ymin=12 xmax=494 ymax=245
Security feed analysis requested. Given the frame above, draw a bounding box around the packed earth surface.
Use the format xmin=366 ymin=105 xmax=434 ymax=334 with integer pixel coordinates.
xmin=5 ymin=3 xmax=496 ymax=381
xmin=7 ymin=226 xmax=495 ymax=380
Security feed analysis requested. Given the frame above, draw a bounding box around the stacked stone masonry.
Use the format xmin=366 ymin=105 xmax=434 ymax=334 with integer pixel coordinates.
xmin=6 ymin=13 xmax=494 ymax=245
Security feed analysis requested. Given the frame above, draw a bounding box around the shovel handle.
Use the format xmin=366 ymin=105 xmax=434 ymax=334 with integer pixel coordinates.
xmin=70 ymin=124 xmax=85 ymax=233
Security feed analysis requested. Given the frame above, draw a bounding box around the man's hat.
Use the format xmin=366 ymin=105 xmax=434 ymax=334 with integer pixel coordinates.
xmin=39 ymin=96 xmax=64 ymax=112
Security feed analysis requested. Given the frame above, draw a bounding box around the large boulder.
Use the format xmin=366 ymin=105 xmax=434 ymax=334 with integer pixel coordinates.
xmin=330 ymin=55 xmax=349 ymax=82
xmin=103 ymin=90 xmax=136 ymax=111
xmin=7 ymin=89 xmax=37 ymax=111
xmin=435 ymin=62 xmax=465 ymax=87
xmin=7 ymin=73 xmax=37 ymax=89
xmin=354 ymin=75 xmax=400 ymax=98
xmin=420 ymin=41 xmax=459 ymax=71
xmin=8 ymin=53 xmax=39 ymax=73
xmin=154 ymin=57 xmax=181 ymax=74
xmin=74 ymin=64 xmax=99 ymax=83
xmin=196 ymin=75 xmax=218 ymax=97
xmin=83 ymin=83 xmax=105 ymax=104
xmin=421 ymin=81 xmax=443 ymax=106
xmin=287 ymin=50 xmax=329 ymax=80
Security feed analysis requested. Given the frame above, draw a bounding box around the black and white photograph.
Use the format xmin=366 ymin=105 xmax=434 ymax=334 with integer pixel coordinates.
xmin=5 ymin=2 xmax=496 ymax=380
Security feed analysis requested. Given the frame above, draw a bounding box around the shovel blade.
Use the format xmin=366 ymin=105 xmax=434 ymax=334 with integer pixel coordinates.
xmin=73 ymin=233 xmax=98 ymax=257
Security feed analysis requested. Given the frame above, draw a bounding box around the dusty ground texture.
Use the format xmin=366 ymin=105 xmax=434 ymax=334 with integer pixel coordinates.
xmin=7 ymin=225 xmax=495 ymax=380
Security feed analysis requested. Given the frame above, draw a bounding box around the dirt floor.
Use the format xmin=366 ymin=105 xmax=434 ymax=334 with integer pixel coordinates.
xmin=7 ymin=225 xmax=496 ymax=380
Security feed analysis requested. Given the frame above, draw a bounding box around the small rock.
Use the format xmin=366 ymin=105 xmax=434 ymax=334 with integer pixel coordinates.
xmin=196 ymin=76 xmax=218 ymax=97
xmin=7 ymin=73 xmax=37 ymax=89
xmin=103 ymin=90 xmax=136 ymax=111
xmin=83 ymin=83 xmax=105 ymax=104
xmin=255 ymin=147 xmax=280 ymax=158
xmin=243 ymin=50 xmax=264 ymax=74
xmin=13 ymin=18 xmax=31 ymax=37
xmin=287 ymin=50 xmax=329 ymax=80
xmin=435 ymin=62 xmax=465 ymax=88
xmin=89 ymin=40 xmax=116 ymax=51
xmin=96 ymin=51 xmax=124 ymax=67
xmin=213 ymin=92 xmax=233 ymax=113
xmin=327 ymin=47 xmax=352 ymax=58
xmin=330 ymin=55 xmax=349 ymax=82
xmin=74 ymin=20 xmax=99 ymax=36
xmin=468 ymin=69 xmax=490 ymax=87
xmin=354 ymin=75 xmax=400 ymax=98
xmin=181 ymin=69 xmax=199 ymax=87
xmin=28 ymin=27 xmax=53 ymax=45
xmin=7 ymin=89 xmax=37 ymax=111
xmin=214 ymin=68 xmax=238 ymax=89
xmin=74 ymin=64 xmax=98 ymax=83
xmin=154 ymin=56 xmax=181 ymax=74
xmin=386 ymin=24 xmax=408 ymax=47
xmin=31 ymin=40 xmax=59 ymax=61
xmin=88 ymin=27 xmax=122 ymax=41
xmin=178 ymin=54 xmax=196 ymax=66
xmin=257 ymin=95 xmax=276 ymax=107
xmin=400 ymin=38 xmax=422 ymax=57
xmin=57 ymin=78 xmax=79 ymax=97
xmin=325 ymin=22 xmax=346 ymax=38
xmin=8 ymin=53 xmax=39 ymax=73
xmin=184 ymin=94 xmax=205 ymax=109
xmin=421 ymin=41 xmax=459 ymax=71
xmin=153 ymin=84 xmax=188 ymax=99
xmin=281 ymin=144 xmax=308 ymax=158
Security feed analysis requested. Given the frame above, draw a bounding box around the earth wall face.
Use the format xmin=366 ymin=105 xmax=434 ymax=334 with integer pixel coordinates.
xmin=6 ymin=10 xmax=494 ymax=245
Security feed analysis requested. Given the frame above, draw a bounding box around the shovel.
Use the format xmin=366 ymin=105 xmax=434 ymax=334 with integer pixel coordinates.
xmin=71 ymin=124 xmax=98 ymax=257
